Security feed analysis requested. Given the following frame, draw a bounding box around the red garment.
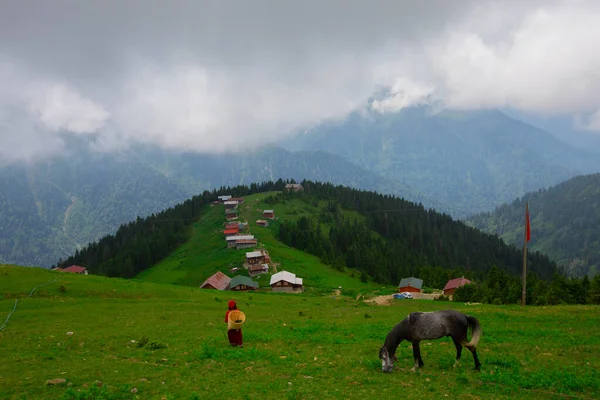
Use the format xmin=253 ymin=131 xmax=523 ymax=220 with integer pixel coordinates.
xmin=227 ymin=328 xmax=243 ymax=346
xmin=225 ymin=301 xmax=243 ymax=346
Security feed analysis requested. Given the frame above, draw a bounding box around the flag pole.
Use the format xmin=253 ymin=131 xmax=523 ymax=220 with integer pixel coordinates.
xmin=522 ymin=202 xmax=529 ymax=306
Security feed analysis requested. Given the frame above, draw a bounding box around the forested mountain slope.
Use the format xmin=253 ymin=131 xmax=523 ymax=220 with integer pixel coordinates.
xmin=468 ymin=173 xmax=600 ymax=277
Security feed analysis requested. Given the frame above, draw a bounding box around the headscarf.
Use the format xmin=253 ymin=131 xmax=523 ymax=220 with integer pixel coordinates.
xmin=228 ymin=300 xmax=237 ymax=310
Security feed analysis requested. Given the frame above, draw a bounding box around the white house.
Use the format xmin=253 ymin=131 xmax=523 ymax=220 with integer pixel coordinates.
xmin=269 ymin=270 xmax=304 ymax=292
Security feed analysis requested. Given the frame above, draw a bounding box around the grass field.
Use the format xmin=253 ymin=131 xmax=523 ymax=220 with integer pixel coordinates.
xmin=2 ymin=265 xmax=600 ymax=400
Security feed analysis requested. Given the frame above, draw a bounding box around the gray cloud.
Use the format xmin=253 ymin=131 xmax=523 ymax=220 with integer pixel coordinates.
xmin=1 ymin=0 xmax=600 ymax=162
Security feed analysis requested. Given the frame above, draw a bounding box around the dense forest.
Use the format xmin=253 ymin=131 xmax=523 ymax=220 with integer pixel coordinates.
xmin=55 ymin=181 xmax=287 ymax=276
xmin=275 ymin=182 xmax=600 ymax=305
xmin=453 ymin=267 xmax=600 ymax=305
xmin=276 ymin=181 xmax=558 ymax=283
xmin=468 ymin=173 xmax=600 ymax=278
xmin=57 ymin=180 xmax=582 ymax=306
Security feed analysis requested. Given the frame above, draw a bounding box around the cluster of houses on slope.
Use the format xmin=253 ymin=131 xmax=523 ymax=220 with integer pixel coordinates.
xmin=200 ymin=270 xmax=303 ymax=292
xmin=398 ymin=276 xmax=472 ymax=298
xmin=200 ymin=194 xmax=304 ymax=293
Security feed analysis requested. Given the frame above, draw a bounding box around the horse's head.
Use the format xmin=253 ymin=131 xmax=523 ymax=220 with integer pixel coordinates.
xmin=379 ymin=346 xmax=397 ymax=373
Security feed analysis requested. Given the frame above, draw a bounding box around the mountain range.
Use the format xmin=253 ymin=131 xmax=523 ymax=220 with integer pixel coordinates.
xmin=282 ymin=106 xmax=600 ymax=217
xmin=2 ymin=105 xmax=600 ymax=268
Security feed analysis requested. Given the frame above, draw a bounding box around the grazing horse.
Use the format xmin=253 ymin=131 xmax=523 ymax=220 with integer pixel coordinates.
xmin=379 ymin=310 xmax=482 ymax=373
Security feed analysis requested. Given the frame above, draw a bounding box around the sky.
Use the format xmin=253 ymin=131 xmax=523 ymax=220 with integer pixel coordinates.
xmin=1 ymin=0 xmax=600 ymax=163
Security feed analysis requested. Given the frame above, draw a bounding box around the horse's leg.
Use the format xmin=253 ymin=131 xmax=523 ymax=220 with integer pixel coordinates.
xmin=466 ymin=345 xmax=482 ymax=371
xmin=411 ymin=341 xmax=422 ymax=371
xmin=452 ymin=337 xmax=463 ymax=368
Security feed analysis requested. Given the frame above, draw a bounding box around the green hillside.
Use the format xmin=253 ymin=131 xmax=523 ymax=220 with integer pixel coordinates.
xmin=56 ymin=181 xmax=563 ymax=308
xmin=468 ymin=173 xmax=600 ymax=278
xmin=137 ymin=191 xmax=376 ymax=292
xmin=1 ymin=265 xmax=600 ymax=399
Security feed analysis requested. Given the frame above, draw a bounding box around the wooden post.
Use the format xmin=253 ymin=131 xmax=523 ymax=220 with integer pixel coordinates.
xmin=522 ymin=202 xmax=528 ymax=306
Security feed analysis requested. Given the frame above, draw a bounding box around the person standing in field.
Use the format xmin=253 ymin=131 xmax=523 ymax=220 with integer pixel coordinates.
xmin=225 ymin=300 xmax=243 ymax=347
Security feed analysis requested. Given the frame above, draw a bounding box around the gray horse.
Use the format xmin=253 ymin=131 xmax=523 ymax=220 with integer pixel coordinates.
xmin=379 ymin=310 xmax=482 ymax=373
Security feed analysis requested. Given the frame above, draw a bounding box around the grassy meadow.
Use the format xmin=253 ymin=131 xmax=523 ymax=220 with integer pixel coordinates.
xmin=1 ymin=265 xmax=600 ymax=400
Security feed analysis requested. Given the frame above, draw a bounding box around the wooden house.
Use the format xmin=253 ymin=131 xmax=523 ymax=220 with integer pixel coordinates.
xmin=398 ymin=277 xmax=423 ymax=293
xmin=263 ymin=209 xmax=275 ymax=219
xmin=200 ymin=271 xmax=231 ymax=290
xmin=61 ymin=265 xmax=88 ymax=275
xmin=235 ymin=239 xmax=257 ymax=250
xmin=249 ymin=263 xmax=269 ymax=277
xmin=443 ymin=277 xmax=472 ymax=297
xmin=224 ymin=200 xmax=238 ymax=210
xmin=256 ymin=219 xmax=269 ymax=227
xmin=223 ymin=228 xmax=239 ymax=236
xmin=225 ymin=209 xmax=238 ymax=221
xmin=245 ymin=250 xmax=267 ymax=265
xmin=226 ymin=235 xmax=255 ymax=248
xmin=230 ymin=197 xmax=245 ymax=204
xmin=229 ymin=276 xmax=259 ymax=291
xmin=270 ymin=270 xmax=304 ymax=292
xmin=218 ymin=195 xmax=232 ymax=202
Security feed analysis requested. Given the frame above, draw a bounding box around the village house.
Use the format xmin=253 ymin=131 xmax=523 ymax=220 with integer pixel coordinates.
xmin=200 ymin=271 xmax=231 ymax=290
xmin=443 ymin=277 xmax=472 ymax=297
xmin=225 ymin=209 xmax=238 ymax=221
xmin=226 ymin=235 xmax=255 ymax=248
xmin=224 ymin=200 xmax=238 ymax=210
xmin=230 ymin=197 xmax=245 ymax=204
xmin=60 ymin=265 xmax=88 ymax=275
xmin=263 ymin=209 xmax=275 ymax=219
xmin=245 ymin=250 xmax=268 ymax=265
xmin=256 ymin=219 xmax=269 ymax=227
xmin=229 ymin=276 xmax=259 ymax=291
xmin=270 ymin=270 xmax=304 ymax=292
xmin=248 ymin=263 xmax=269 ymax=277
xmin=398 ymin=277 xmax=423 ymax=293
xmin=223 ymin=228 xmax=239 ymax=236
xmin=285 ymin=183 xmax=303 ymax=192
xmin=218 ymin=195 xmax=231 ymax=202
xmin=235 ymin=239 xmax=258 ymax=250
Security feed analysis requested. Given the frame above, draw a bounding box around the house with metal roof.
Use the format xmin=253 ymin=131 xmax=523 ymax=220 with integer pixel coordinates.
xmin=245 ymin=250 xmax=268 ymax=265
xmin=398 ymin=277 xmax=423 ymax=293
xmin=61 ymin=265 xmax=88 ymax=274
xmin=263 ymin=209 xmax=275 ymax=219
xmin=270 ymin=270 xmax=303 ymax=292
xmin=226 ymin=235 xmax=255 ymax=248
xmin=249 ymin=263 xmax=269 ymax=277
xmin=443 ymin=277 xmax=472 ymax=297
xmin=200 ymin=271 xmax=231 ymax=290
xmin=229 ymin=276 xmax=259 ymax=291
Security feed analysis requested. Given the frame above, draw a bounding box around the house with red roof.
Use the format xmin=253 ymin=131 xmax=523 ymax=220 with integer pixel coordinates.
xmin=223 ymin=228 xmax=239 ymax=236
xmin=61 ymin=265 xmax=88 ymax=275
xmin=200 ymin=271 xmax=231 ymax=290
xmin=443 ymin=277 xmax=472 ymax=297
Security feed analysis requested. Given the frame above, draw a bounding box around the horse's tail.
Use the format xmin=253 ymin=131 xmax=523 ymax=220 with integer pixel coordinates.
xmin=463 ymin=315 xmax=482 ymax=349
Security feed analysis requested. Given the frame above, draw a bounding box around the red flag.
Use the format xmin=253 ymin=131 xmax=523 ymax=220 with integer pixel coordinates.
xmin=525 ymin=203 xmax=531 ymax=243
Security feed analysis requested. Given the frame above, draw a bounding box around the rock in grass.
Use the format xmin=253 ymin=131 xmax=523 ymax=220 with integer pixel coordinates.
xmin=46 ymin=378 xmax=66 ymax=385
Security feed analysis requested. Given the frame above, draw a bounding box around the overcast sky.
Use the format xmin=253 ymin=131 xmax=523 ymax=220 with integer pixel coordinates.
xmin=1 ymin=0 xmax=600 ymax=163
